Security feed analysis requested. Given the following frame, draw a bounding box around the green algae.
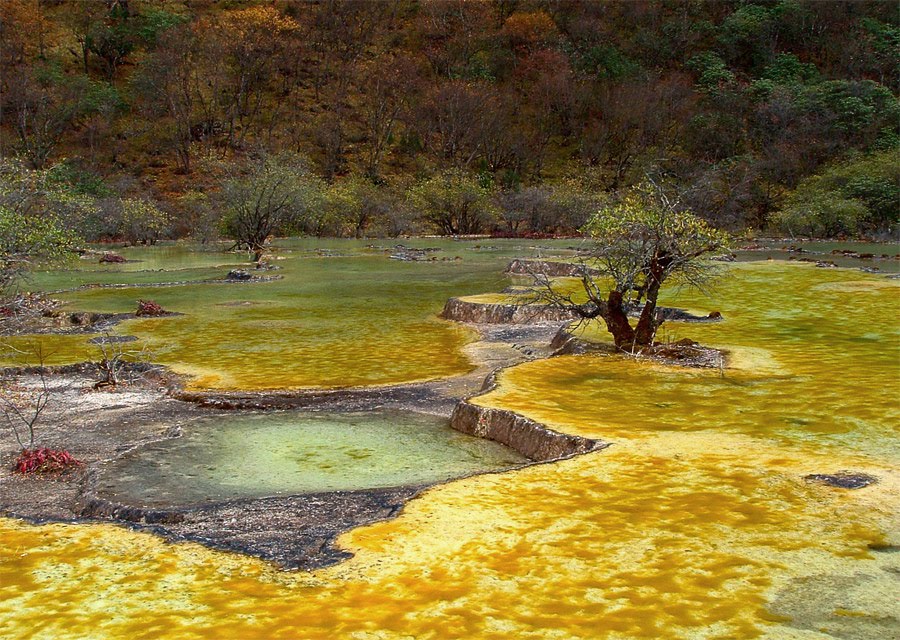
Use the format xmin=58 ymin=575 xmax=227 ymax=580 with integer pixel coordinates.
xmin=96 ymin=410 xmax=526 ymax=506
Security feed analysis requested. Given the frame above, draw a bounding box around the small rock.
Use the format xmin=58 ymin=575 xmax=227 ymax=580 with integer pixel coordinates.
xmin=88 ymin=335 xmax=138 ymax=345
xmin=804 ymin=472 xmax=878 ymax=489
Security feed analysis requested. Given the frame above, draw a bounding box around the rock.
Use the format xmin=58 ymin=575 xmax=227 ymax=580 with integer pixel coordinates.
xmin=389 ymin=246 xmax=441 ymax=261
xmin=655 ymin=307 xmax=722 ymax=322
xmin=440 ymin=298 xmax=578 ymax=324
xmin=226 ymin=269 xmax=253 ymax=281
xmin=804 ymin=472 xmax=878 ymax=489
xmin=505 ymin=258 xmax=600 ymax=278
xmin=99 ymin=252 xmax=126 ymax=264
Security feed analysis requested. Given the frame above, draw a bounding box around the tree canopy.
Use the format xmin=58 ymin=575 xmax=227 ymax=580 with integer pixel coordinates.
xmin=218 ymin=155 xmax=320 ymax=260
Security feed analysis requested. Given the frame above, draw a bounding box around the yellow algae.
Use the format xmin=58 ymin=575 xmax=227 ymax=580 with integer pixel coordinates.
xmin=456 ymin=292 xmax=521 ymax=305
xmin=463 ymin=261 xmax=899 ymax=635
xmin=0 ymin=333 xmax=106 ymax=366
xmin=1 ymin=258 xmax=898 ymax=639
xmin=811 ymin=279 xmax=900 ymax=294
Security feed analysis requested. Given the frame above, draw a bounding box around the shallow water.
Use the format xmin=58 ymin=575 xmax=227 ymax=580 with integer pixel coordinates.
xmin=1 ymin=246 xmax=898 ymax=639
xmin=6 ymin=239 xmax=577 ymax=389
xmin=97 ymin=410 xmax=525 ymax=507
xmin=734 ymin=238 xmax=900 ymax=272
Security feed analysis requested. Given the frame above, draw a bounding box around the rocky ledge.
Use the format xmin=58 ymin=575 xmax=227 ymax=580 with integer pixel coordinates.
xmin=440 ymin=296 xmax=723 ymax=327
xmin=505 ymin=258 xmax=601 ymax=278
xmin=451 ymin=400 xmax=606 ymax=461
xmin=441 ymin=297 xmax=578 ymax=324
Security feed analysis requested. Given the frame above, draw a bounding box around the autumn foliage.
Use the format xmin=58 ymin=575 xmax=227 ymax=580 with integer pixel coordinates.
xmin=0 ymin=0 xmax=896 ymax=238
xmin=14 ymin=448 xmax=81 ymax=474
xmin=135 ymin=299 xmax=166 ymax=316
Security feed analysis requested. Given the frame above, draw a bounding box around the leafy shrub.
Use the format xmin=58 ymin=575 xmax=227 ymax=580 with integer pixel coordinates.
xmin=14 ymin=448 xmax=81 ymax=474
xmin=135 ymin=299 xmax=166 ymax=316
xmin=775 ymin=188 xmax=868 ymax=238
xmin=407 ymin=170 xmax=498 ymax=235
xmin=774 ymin=150 xmax=900 ymax=236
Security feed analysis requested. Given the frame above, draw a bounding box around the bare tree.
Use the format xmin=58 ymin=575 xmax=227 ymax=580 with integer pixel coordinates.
xmin=357 ymin=54 xmax=425 ymax=181
xmin=92 ymin=333 xmax=153 ymax=389
xmin=579 ymin=74 xmax=693 ymax=190
xmin=0 ymin=343 xmax=53 ymax=451
xmin=416 ymin=81 xmax=501 ymax=168
xmin=415 ymin=0 xmax=490 ymax=79
xmin=134 ymin=24 xmax=196 ymax=173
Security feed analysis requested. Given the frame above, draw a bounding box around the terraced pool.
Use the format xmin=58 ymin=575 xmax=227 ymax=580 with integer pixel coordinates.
xmin=0 ymin=240 xmax=897 ymax=639
xmin=96 ymin=410 xmax=526 ymax=507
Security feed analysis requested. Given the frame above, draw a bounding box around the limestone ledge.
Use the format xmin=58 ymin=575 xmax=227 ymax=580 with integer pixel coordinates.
xmin=440 ymin=297 xmax=578 ymax=324
xmin=505 ymin=258 xmax=601 ymax=278
xmin=450 ymin=371 xmax=609 ymax=462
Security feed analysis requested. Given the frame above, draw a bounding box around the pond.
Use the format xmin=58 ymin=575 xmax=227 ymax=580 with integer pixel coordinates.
xmin=96 ymin=410 xmax=526 ymax=507
xmin=6 ymin=238 xmax=580 ymax=389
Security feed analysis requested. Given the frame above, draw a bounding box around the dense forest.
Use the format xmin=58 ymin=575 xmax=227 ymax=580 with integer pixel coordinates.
xmin=1 ymin=0 xmax=898 ymax=244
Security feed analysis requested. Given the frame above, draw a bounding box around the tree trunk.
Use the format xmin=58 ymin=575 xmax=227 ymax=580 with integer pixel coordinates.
xmin=634 ymin=300 xmax=662 ymax=347
xmin=601 ymin=290 xmax=636 ymax=349
xmin=631 ymin=256 xmax=670 ymax=347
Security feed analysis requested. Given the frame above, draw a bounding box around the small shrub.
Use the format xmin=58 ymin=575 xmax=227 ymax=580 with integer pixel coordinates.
xmin=135 ymin=299 xmax=166 ymax=316
xmin=14 ymin=448 xmax=81 ymax=474
xmin=99 ymin=252 xmax=127 ymax=263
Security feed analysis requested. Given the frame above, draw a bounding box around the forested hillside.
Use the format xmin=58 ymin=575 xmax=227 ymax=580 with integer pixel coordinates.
xmin=1 ymin=0 xmax=897 ymax=241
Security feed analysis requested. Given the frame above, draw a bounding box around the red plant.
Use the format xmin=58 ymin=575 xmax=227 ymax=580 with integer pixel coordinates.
xmin=135 ymin=299 xmax=166 ymax=316
xmin=14 ymin=448 xmax=82 ymax=474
